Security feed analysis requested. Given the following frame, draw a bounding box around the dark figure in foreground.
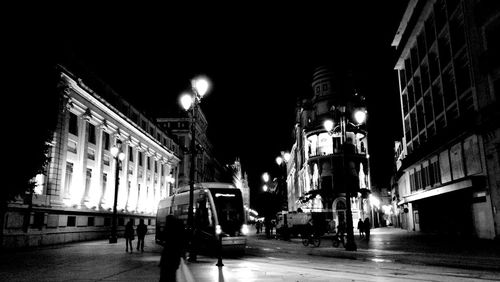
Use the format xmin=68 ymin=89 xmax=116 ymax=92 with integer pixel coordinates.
xmin=265 ymin=217 xmax=272 ymax=238
xmin=124 ymin=219 xmax=135 ymax=253
xmin=357 ymin=218 xmax=365 ymax=238
xmin=364 ymin=217 xmax=371 ymax=241
xmin=136 ymin=219 xmax=148 ymax=252
xmin=160 ymin=215 xmax=186 ymax=282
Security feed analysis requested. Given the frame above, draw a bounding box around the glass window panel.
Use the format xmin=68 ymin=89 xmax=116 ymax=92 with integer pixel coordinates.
xmin=402 ymin=92 xmax=409 ymax=116
xmin=428 ymin=48 xmax=440 ymax=82
xmin=432 ymin=82 xmax=444 ymax=115
xmin=425 ymin=13 xmax=436 ymax=50
xmin=417 ymin=103 xmax=425 ymax=132
xmin=438 ymin=32 xmax=452 ymax=69
xmin=411 ymin=110 xmax=418 ymax=138
xmin=421 ymin=63 xmax=431 ymax=93
xmin=435 ymin=0 xmax=447 ymax=32
xmin=454 ymin=50 xmax=472 ymax=96
xmin=411 ymin=47 xmax=419 ymax=73
xmin=417 ymin=32 xmax=427 ymax=63
xmin=442 ymin=68 xmax=457 ymax=108
xmin=408 ymin=83 xmax=415 ymax=109
xmin=424 ymin=93 xmax=434 ymax=124
xmin=414 ymin=76 xmax=423 ymax=102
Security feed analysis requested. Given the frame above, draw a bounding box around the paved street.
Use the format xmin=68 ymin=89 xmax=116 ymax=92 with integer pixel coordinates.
xmin=1 ymin=227 xmax=499 ymax=281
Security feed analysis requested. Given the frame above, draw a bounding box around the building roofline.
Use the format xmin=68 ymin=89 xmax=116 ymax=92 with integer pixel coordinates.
xmin=391 ymin=0 xmax=419 ymax=48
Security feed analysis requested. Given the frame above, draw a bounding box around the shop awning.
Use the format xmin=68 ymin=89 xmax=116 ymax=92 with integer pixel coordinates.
xmin=398 ymin=178 xmax=475 ymax=205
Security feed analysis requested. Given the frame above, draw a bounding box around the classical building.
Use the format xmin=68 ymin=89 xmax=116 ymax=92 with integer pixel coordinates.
xmin=392 ymin=0 xmax=499 ymax=238
xmin=2 ymin=65 xmax=181 ymax=248
xmin=157 ymin=107 xmax=228 ymax=189
xmin=285 ymin=66 xmax=372 ymax=226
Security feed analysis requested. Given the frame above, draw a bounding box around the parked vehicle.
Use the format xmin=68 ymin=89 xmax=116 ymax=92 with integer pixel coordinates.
xmin=275 ymin=211 xmax=312 ymax=238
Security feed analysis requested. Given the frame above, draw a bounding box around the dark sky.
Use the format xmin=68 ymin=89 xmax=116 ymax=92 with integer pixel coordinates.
xmin=14 ymin=2 xmax=408 ymax=206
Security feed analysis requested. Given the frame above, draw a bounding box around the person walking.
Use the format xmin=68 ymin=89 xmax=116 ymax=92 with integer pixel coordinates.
xmin=136 ymin=219 xmax=147 ymax=252
xmin=159 ymin=215 xmax=186 ymax=282
xmin=364 ymin=217 xmax=371 ymax=241
xmin=357 ymin=218 xmax=365 ymax=238
xmin=124 ymin=219 xmax=135 ymax=253
xmin=256 ymin=220 xmax=261 ymax=234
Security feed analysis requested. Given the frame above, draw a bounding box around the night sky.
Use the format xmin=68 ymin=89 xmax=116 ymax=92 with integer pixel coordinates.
xmin=12 ymin=2 xmax=408 ymax=207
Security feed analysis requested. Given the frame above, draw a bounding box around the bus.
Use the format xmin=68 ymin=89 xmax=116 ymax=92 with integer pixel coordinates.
xmin=156 ymin=182 xmax=248 ymax=254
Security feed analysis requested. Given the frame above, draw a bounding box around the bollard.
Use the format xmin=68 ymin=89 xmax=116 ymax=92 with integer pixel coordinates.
xmin=216 ymin=234 xmax=224 ymax=267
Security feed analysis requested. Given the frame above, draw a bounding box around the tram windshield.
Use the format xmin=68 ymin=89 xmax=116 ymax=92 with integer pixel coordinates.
xmin=209 ymin=188 xmax=244 ymax=235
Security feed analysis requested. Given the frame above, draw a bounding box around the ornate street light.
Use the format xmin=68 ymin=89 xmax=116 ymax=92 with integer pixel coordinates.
xmin=109 ymin=139 xmax=126 ymax=244
xmin=275 ymin=151 xmax=291 ymax=240
xmin=179 ymin=75 xmax=211 ymax=261
xmin=324 ymin=105 xmax=358 ymax=251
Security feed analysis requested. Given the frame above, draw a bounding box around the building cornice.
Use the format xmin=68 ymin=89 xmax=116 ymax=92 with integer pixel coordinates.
xmin=60 ymin=71 xmax=180 ymax=164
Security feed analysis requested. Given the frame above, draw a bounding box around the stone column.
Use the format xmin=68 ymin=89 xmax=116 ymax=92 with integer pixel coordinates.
xmin=117 ymin=139 xmax=129 ymax=211
xmin=72 ymin=110 xmax=90 ymax=207
xmin=46 ymin=91 xmax=71 ymax=206
xmin=127 ymin=144 xmax=139 ymax=212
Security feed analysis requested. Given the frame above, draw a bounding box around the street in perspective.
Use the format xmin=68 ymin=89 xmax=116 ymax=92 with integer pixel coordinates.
xmin=1 ymin=226 xmax=500 ymax=281
xmin=4 ymin=0 xmax=500 ymax=282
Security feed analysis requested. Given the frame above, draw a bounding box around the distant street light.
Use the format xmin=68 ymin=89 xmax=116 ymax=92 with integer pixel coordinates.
xmin=275 ymin=156 xmax=283 ymax=166
xmin=354 ymin=110 xmax=367 ymax=125
xmin=109 ymin=139 xmax=125 ymax=244
xmin=262 ymin=172 xmax=270 ymax=183
xmin=283 ymin=152 xmax=291 ymax=163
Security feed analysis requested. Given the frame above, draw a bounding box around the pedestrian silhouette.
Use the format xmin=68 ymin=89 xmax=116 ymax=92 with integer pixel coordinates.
xmin=357 ymin=218 xmax=365 ymax=238
xmin=124 ymin=219 xmax=135 ymax=253
xmin=159 ymin=215 xmax=186 ymax=282
xmin=136 ymin=219 xmax=147 ymax=252
xmin=364 ymin=218 xmax=371 ymax=241
xmin=255 ymin=220 xmax=261 ymax=234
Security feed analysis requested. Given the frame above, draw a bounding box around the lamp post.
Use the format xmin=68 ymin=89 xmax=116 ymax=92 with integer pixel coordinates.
xmin=109 ymin=139 xmax=125 ymax=244
xmin=180 ymin=75 xmax=211 ymax=260
xmin=323 ymin=106 xmax=360 ymax=251
xmin=276 ymin=153 xmax=290 ymax=240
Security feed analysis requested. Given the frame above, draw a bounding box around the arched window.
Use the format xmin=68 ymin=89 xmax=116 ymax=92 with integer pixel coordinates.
xmin=336 ymin=200 xmax=346 ymax=210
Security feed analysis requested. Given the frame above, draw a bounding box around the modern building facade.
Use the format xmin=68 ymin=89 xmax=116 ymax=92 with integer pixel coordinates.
xmin=392 ymin=0 xmax=499 ymax=239
xmin=2 ymin=65 xmax=181 ymax=248
xmin=285 ymin=66 xmax=372 ymax=227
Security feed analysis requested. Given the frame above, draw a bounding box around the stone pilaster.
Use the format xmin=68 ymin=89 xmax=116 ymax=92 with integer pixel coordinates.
xmin=46 ymin=91 xmax=71 ymax=206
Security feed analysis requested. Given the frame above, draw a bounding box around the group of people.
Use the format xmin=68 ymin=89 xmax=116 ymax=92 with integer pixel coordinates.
xmin=124 ymin=218 xmax=148 ymax=253
xmin=357 ymin=218 xmax=371 ymax=240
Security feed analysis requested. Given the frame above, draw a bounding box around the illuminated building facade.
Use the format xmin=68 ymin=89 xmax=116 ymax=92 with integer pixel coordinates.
xmin=392 ymin=0 xmax=499 ymax=238
xmin=157 ymin=107 xmax=227 ymax=190
xmin=285 ymin=66 xmax=372 ymax=226
xmin=2 ymin=65 xmax=181 ymax=247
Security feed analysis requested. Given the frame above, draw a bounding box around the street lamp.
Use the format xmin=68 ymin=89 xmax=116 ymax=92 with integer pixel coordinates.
xmin=275 ymin=152 xmax=290 ymax=240
xmin=179 ymin=75 xmax=211 ymax=261
xmin=262 ymin=172 xmax=270 ymax=183
xmin=109 ymin=139 xmax=125 ymax=244
xmin=323 ymin=105 xmax=359 ymax=251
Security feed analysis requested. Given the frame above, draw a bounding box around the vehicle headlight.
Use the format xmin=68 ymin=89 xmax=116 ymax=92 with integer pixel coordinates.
xmin=216 ymin=224 xmax=222 ymax=235
xmin=241 ymin=224 xmax=249 ymax=235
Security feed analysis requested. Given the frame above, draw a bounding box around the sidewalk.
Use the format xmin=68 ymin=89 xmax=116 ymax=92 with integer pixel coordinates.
xmin=250 ymin=226 xmax=500 ymax=271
